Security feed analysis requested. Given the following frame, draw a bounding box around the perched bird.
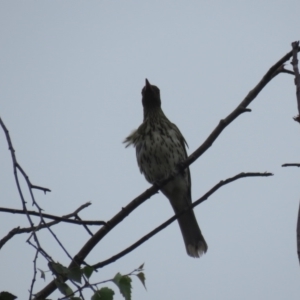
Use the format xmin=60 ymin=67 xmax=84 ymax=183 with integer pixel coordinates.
xmin=124 ymin=79 xmax=207 ymax=258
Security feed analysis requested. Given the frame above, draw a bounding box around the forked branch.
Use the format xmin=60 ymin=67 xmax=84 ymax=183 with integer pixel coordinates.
xmin=34 ymin=46 xmax=297 ymax=299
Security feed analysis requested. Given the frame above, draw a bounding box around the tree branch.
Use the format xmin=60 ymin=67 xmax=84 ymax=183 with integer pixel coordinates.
xmin=33 ymin=46 xmax=296 ymax=299
xmin=290 ymin=41 xmax=300 ymax=122
xmin=297 ymin=201 xmax=300 ymax=265
xmin=0 ymin=116 xmax=54 ymax=296
xmin=180 ymin=49 xmax=298 ymax=170
xmin=282 ymin=163 xmax=300 ymax=167
xmin=93 ymin=172 xmax=273 ymax=269
xmin=0 ymin=205 xmax=105 ymax=226
xmin=0 ymin=203 xmax=104 ymax=249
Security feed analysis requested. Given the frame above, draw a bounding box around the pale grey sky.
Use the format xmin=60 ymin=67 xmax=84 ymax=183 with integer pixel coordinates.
xmin=1 ymin=1 xmax=300 ymax=299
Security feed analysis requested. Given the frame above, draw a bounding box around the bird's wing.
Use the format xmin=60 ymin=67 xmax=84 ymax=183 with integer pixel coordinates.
xmin=171 ymin=122 xmax=192 ymax=202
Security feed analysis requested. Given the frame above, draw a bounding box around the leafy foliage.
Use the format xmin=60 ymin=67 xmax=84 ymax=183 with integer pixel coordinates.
xmin=46 ymin=262 xmax=146 ymax=300
xmin=113 ymin=273 xmax=132 ymax=300
xmin=91 ymin=287 xmax=115 ymax=300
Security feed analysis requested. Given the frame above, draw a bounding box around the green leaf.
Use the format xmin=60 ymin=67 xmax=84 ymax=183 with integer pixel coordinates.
xmin=67 ymin=266 xmax=82 ymax=284
xmin=91 ymin=287 xmax=114 ymax=300
xmin=54 ymin=279 xmax=73 ymax=297
xmin=119 ymin=276 xmax=132 ymax=300
xmin=136 ymin=272 xmax=146 ymax=290
xmin=49 ymin=262 xmax=68 ymax=277
xmin=0 ymin=291 xmax=17 ymax=300
xmin=82 ymin=265 xmax=94 ymax=279
xmin=49 ymin=262 xmax=82 ymax=284
xmin=138 ymin=263 xmax=144 ymax=270
xmin=113 ymin=273 xmax=131 ymax=300
xmin=113 ymin=273 xmax=122 ymax=284
xmin=70 ymin=297 xmax=82 ymax=300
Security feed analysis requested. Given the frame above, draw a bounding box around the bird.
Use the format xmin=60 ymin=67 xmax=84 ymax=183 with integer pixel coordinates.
xmin=124 ymin=79 xmax=207 ymax=258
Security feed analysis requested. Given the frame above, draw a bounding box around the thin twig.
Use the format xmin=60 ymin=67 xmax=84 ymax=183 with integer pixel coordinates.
xmin=0 ymin=205 xmax=105 ymax=225
xmin=0 ymin=116 xmax=87 ymax=298
xmin=0 ymin=116 xmax=52 ymax=300
xmin=297 ymin=201 xmax=300 ymax=265
xmin=74 ymin=215 xmax=94 ymax=236
xmin=0 ymin=203 xmax=101 ymax=249
xmin=29 ymin=250 xmax=39 ymax=298
xmin=282 ymin=163 xmax=300 ymax=167
xmin=290 ymin=42 xmax=300 ymax=264
xmin=291 ymin=41 xmax=300 ymax=122
xmin=16 ymin=163 xmax=51 ymax=194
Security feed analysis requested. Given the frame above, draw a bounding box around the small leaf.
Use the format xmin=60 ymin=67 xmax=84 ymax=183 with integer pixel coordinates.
xmin=0 ymin=291 xmax=17 ymax=300
xmin=136 ymin=272 xmax=146 ymax=290
xmin=54 ymin=279 xmax=73 ymax=296
xmin=49 ymin=262 xmax=68 ymax=277
xmin=113 ymin=274 xmax=131 ymax=300
xmin=138 ymin=263 xmax=144 ymax=270
xmin=38 ymin=268 xmax=46 ymax=280
xmin=119 ymin=276 xmax=132 ymax=300
xmin=82 ymin=265 xmax=94 ymax=279
xmin=67 ymin=266 xmax=82 ymax=284
xmin=113 ymin=273 xmax=122 ymax=285
xmin=91 ymin=287 xmax=114 ymax=300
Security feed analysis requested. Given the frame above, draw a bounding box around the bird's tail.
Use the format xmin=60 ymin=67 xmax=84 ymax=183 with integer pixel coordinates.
xmin=177 ymin=209 xmax=208 ymax=258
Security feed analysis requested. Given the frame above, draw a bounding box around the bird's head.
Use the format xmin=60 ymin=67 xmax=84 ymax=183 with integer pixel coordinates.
xmin=141 ymin=79 xmax=161 ymax=110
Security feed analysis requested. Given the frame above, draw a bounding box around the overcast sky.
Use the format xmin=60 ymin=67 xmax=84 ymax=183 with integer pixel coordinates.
xmin=1 ymin=1 xmax=300 ymax=299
